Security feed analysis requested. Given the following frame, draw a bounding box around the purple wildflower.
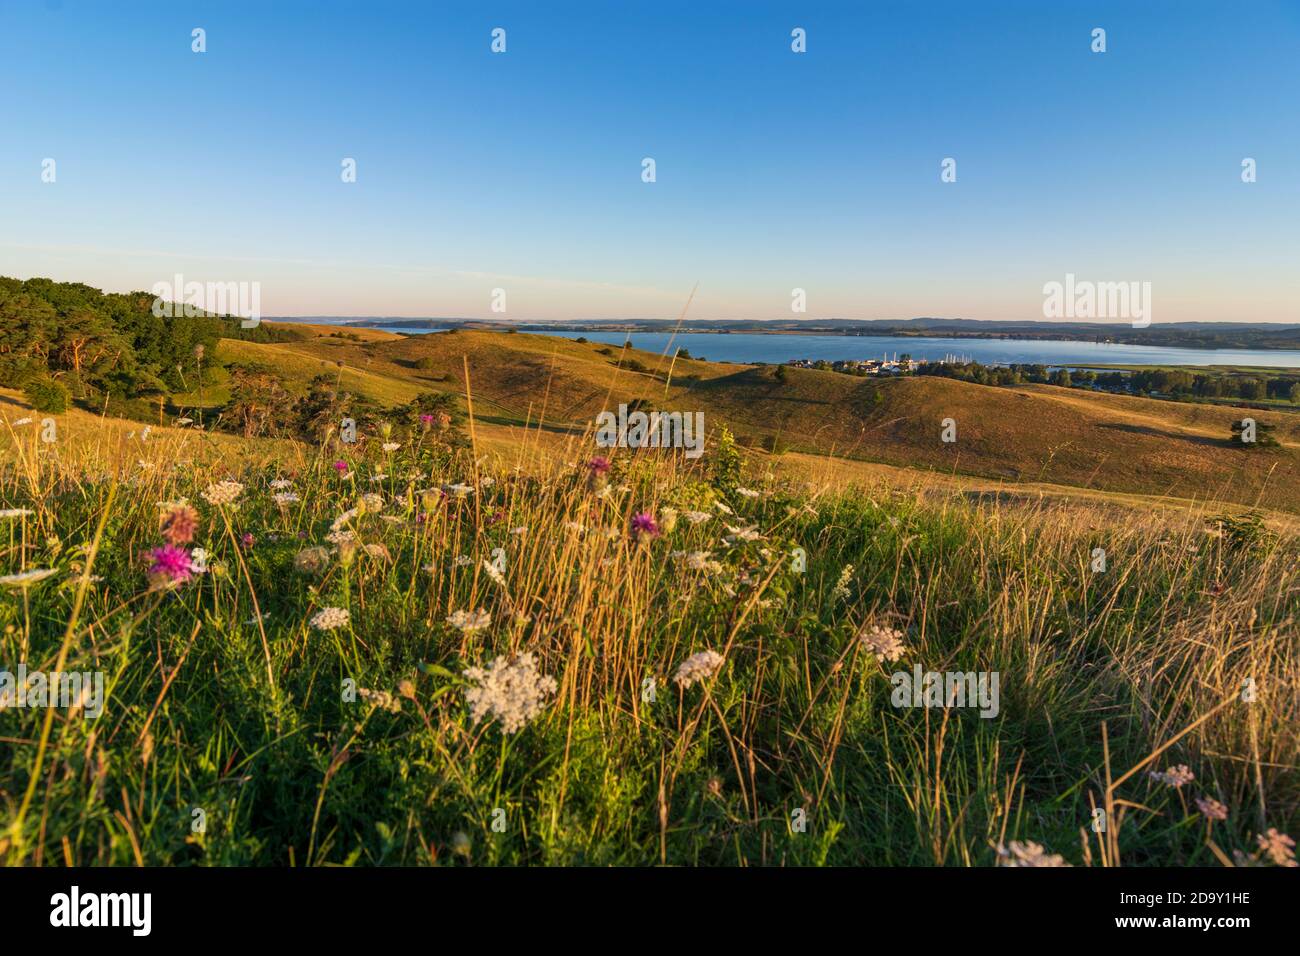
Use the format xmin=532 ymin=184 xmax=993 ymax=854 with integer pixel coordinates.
xmin=148 ymin=545 xmax=193 ymax=585
xmin=587 ymin=456 xmax=611 ymax=476
xmin=630 ymin=512 xmax=660 ymax=540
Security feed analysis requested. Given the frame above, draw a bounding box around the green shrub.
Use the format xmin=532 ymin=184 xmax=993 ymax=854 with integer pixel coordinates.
xmin=23 ymin=375 xmax=69 ymax=413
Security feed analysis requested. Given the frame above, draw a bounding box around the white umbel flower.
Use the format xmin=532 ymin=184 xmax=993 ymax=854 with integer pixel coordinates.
xmin=858 ymin=624 xmax=905 ymax=663
xmin=1148 ymin=765 xmax=1195 ymax=788
xmin=201 ymin=481 xmax=245 ymax=506
xmin=996 ymin=841 xmax=1070 ymax=867
xmin=674 ymin=650 xmax=725 ymax=689
xmin=0 ymin=568 xmax=57 ymax=588
xmin=447 ymin=608 xmax=491 ymax=633
xmin=310 ymin=607 xmax=351 ymax=631
xmin=463 ymin=652 xmax=557 ymax=733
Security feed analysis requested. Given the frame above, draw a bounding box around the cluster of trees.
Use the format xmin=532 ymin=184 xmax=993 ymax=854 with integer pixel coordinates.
xmin=220 ymin=368 xmax=464 ymax=449
xmin=915 ymin=360 xmax=1300 ymax=404
xmin=0 ymin=276 xmax=248 ymax=409
xmin=0 ymin=277 xmax=216 ymax=397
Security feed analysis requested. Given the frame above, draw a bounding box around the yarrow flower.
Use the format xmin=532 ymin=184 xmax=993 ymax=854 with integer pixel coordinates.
xmin=309 ymin=607 xmax=351 ymax=631
xmin=358 ymin=687 xmax=402 ymax=714
xmin=272 ymin=492 xmax=300 ymax=507
xmin=0 ymin=568 xmax=58 ymax=588
xmin=674 ymin=649 xmax=725 ymax=689
xmin=482 ymin=559 xmax=506 ymax=588
xmin=1148 ymin=765 xmax=1195 ymax=788
xmin=1195 ymin=796 xmax=1229 ymax=821
xmin=672 ymin=550 xmax=720 ymax=572
xmin=858 ymin=623 xmax=906 ymax=663
xmin=723 ymin=524 xmax=762 ymax=544
xmin=996 ymin=841 xmax=1070 ymax=867
xmin=0 ymin=508 xmax=35 ymax=520
xmin=201 ymin=481 xmax=244 ymax=506
xmin=447 ymin=608 xmax=491 ymax=634
xmin=269 ymin=478 xmax=294 ymax=490
xmin=1255 ymin=829 xmax=1297 ymax=867
xmin=463 ymin=652 xmax=557 ymax=733
xmin=682 ymin=510 xmax=712 ymax=525
xmin=147 ymin=545 xmax=193 ymax=587
xmin=381 ymin=442 xmax=401 ymax=452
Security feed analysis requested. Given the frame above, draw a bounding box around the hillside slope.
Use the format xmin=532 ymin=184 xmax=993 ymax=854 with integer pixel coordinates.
xmin=211 ymin=326 xmax=1300 ymax=513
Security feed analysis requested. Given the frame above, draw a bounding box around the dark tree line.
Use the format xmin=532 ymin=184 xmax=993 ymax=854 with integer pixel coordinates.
xmin=0 ymin=276 xmax=233 ymax=402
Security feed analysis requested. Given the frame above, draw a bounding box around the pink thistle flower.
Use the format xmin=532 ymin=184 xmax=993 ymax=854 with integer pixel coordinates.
xmin=420 ymin=413 xmax=435 ymax=426
xmin=241 ymin=532 xmax=256 ymax=549
xmin=148 ymin=545 xmax=193 ymax=586
xmin=587 ymin=456 xmax=611 ymax=476
xmin=333 ymin=460 xmax=349 ymax=473
xmin=630 ymin=512 xmax=660 ymax=540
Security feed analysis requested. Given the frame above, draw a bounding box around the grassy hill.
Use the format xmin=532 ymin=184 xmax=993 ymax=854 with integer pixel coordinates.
xmin=2 ymin=325 xmax=1297 ymax=869
xmin=207 ymin=325 xmax=1300 ymax=514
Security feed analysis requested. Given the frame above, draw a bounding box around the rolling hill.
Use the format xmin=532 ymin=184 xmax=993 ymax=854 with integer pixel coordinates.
xmin=195 ymin=324 xmax=1300 ymax=514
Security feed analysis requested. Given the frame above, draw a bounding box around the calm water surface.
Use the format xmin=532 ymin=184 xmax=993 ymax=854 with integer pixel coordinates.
xmin=372 ymin=328 xmax=1300 ymax=369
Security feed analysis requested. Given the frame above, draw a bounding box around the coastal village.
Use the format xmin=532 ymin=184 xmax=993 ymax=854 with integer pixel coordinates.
xmin=785 ymin=354 xmax=968 ymax=375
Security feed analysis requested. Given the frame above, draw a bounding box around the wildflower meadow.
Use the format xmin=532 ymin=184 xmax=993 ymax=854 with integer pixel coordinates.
xmin=0 ymin=411 xmax=1295 ymax=868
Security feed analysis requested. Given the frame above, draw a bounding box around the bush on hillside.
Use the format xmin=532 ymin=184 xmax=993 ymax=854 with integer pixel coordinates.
xmin=23 ymin=375 xmax=70 ymax=413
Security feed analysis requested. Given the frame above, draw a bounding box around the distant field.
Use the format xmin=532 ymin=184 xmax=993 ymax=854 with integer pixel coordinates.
xmin=198 ymin=325 xmax=1300 ymax=514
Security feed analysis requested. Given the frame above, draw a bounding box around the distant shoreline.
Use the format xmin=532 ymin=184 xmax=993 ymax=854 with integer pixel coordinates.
xmin=267 ymin=316 xmax=1300 ymax=352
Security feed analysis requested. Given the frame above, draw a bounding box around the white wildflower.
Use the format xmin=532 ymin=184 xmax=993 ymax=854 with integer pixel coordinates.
xmin=674 ymin=650 xmax=725 ymax=689
xmin=482 ymin=560 xmax=506 ymax=588
xmin=447 ymin=608 xmax=491 ymax=633
xmin=0 ymin=568 xmax=58 ymax=587
xmin=833 ymin=564 xmax=854 ymax=601
xmin=1148 ymin=765 xmax=1195 ymax=788
xmin=309 ymin=607 xmax=350 ymax=631
xmin=996 ymin=841 xmax=1070 ymax=867
xmin=1256 ymin=829 xmax=1297 ymax=867
xmin=359 ymin=687 xmax=401 ymax=713
xmin=463 ymin=652 xmax=557 ymax=733
xmin=201 ymin=481 xmax=245 ymax=506
xmin=858 ymin=623 xmax=905 ymax=663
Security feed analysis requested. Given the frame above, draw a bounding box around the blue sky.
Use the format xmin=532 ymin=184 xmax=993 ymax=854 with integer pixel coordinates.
xmin=2 ymin=0 xmax=1298 ymax=322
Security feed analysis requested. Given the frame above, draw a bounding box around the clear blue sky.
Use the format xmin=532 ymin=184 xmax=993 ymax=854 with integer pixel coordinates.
xmin=2 ymin=0 xmax=1297 ymax=322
